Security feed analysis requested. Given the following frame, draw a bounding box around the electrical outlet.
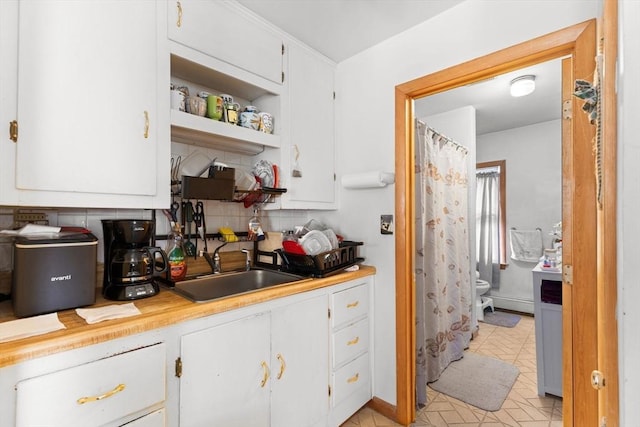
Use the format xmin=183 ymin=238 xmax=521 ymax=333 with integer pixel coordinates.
xmin=13 ymin=210 xmax=49 ymax=227
xmin=14 ymin=212 xmax=47 ymax=222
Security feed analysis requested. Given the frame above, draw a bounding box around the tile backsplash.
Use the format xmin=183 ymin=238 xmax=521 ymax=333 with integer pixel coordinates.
xmin=0 ymin=142 xmax=313 ymax=279
xmin=0 ymin=204 xmax=308 ymax=274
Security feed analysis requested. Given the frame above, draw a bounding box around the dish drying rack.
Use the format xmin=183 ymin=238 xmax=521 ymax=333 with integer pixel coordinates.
xmin=173 ymin=172 xmax=286 ymax=205
xmin=254 ymin=241 xmax=364 ymax=278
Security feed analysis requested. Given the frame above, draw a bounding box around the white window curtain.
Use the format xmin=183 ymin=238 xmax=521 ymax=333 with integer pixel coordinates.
xmin=475 ymin=169 xmax=501 ymax=288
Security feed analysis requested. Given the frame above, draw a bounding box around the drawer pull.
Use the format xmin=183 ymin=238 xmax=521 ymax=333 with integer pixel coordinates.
xmin=347 ymin=336 xmax=360 ymax=346
xmin=346 ymin=301 xmax=359 ymax=309
xmin=176 ymin=1 xmax=182 ymax=27
xmin=276 ymin=353 xmax=286 ymax=379
xmin=260 ymin=361 xmax=270 ymax=388
xmin=77 ymin=383 xmax=125 ymax=404
xmin=347 ymin=373 xmax=360 ymax=384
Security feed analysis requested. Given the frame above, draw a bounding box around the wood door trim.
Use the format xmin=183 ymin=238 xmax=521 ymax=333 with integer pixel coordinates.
xmin=599 ymin=0 xmax=620 ymax=424
xmin=561 ymin=56 xmax=575 ymax=425
xmin=394 ymin=19 xmax=604 ymax=425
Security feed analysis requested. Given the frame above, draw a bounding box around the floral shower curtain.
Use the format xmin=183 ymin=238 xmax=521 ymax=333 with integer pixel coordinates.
xmin=415 ymin=120 xmax=472 ymax=407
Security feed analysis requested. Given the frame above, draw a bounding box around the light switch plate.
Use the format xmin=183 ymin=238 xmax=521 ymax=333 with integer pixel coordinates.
xmin=381 ymin=214 xmax=393 ymax=235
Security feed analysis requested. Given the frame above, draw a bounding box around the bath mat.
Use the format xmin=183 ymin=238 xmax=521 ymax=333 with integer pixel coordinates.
xmin=481 ymin=310 xmax=521 ymax=328
xmin=428 ymin=352 xmax=520 ymax=411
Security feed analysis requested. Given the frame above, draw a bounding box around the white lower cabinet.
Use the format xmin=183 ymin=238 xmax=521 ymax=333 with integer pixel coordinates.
xmin=179 ymin=294 xmax=329 ymax=427
xmin=329 ymin=281 xmax=373 ymax=426
xmin=0 ymin=277 xmax=374 ymax=427
xmin=14 ymin=343 xmax=166 ymax=427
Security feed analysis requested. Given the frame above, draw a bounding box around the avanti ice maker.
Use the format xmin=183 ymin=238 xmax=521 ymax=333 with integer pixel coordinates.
xmin=12 ymin=230 xmax=98 ymax=318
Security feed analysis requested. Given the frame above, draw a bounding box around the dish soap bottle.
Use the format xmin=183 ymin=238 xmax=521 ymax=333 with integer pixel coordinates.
xmin=166 ymin=223 xmax=187 ymax=281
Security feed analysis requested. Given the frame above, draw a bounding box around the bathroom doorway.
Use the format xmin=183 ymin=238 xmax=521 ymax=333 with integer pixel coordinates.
xmin=391 ymin=19 xmax=617 ymax=426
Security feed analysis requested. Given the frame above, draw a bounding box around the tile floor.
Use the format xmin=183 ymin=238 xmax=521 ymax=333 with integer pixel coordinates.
xmin=341 ymin=311 xmax=563 ymax=427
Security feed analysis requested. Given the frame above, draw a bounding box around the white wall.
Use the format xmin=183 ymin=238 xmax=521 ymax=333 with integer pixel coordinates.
xmin=618 ymin=0 xmax=640 ymax=424
xmin=477 ymin=120 xmax=562 ymax=314
xmin=420 ymin=107 xmax=478 ymax=329
xmin=330 ymin=0 xmax=598 ymax=405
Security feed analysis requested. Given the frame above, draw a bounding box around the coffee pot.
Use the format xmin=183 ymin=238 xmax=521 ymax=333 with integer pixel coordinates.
xmin=108 ymin=247 xmax=167 ymax=285
xmin=102 ymin=219 xmax=168 ymax=301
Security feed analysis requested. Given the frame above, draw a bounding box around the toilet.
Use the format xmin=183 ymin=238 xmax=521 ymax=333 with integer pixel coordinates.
xmin=475 ymin=271 xmax=494 ymax=321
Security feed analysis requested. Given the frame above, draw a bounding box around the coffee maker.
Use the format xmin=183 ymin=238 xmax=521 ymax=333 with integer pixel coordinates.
xmin=102 ymin=219 xmax=168 ymax=300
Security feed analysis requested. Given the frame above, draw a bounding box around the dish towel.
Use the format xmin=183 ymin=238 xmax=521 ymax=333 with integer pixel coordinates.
xmin=0 ymin=312 xmax=66 ymax=343
xmin=76 ymin=303 xmax=141 ymax=324
xmin=510 ymin=229 xmax=543 ymax=262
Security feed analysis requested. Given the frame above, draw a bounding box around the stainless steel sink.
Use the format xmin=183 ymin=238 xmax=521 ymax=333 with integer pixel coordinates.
xmin=172 ymin=269 xmax=306 ymax=302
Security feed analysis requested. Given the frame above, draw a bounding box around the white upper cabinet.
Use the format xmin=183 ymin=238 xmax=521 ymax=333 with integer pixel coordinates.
xmin=168 ymin=0 xmax=283 ymax=85
xmin=17 ymin=2 xmax=158 ymax=196
xmin=0 ymin=0 xmax=170 ymax=208
xmin=279 ymin=42 xmax=336 ymax=209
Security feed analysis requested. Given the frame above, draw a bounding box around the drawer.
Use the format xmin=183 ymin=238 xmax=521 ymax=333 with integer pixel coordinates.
xmin=332 ymin=352 xmax=370 ymax=405
xmin=332 ymin=318 xmax=369 ymax=368
xmin=126 ymin=408 xmax=165 ymax=427
xmin=331 ymin=283 xmax=369 ymax=328
xmin=16 ymin=343 xmax=166 ymax=427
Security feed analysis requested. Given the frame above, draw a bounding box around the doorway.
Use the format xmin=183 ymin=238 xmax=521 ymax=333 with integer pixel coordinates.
xmin=391 ymin=19 xmax=605 ymax=426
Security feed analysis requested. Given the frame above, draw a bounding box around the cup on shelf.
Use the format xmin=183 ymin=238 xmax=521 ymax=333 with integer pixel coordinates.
xmin=219 ymin=93 xmax=234 ymax=105
xmin=225 ymin=102 xmax=240 ymax=125
xmin=206 ymin=95 xmax=224 ymax=120
xmin=259 ymin=112 xmax=274 ymax=134
xmin=170 ymin=89 xmax=186 ymax=112
xmin=176 ymin=86 xmax=190 ymax=112
xmin=240 ymin=111 xmax=260 ymax=130
xmin=188 ymin=97 xmax=207 ymax=117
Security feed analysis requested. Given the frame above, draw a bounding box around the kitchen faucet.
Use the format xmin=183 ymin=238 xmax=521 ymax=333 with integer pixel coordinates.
xmin=205 ymin=242 xmax=251 ymax=274
xmin=241 ymin=249 xmax=251 ymax=271
xmin=209 ymin=242 xmax=228 ymax=274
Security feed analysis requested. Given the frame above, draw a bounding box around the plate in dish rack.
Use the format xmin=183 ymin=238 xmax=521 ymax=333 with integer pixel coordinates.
xmin=252 ymin=160 xmax=274 ymax=188
xmin=300 ymin=230 xmax=332 ymax=256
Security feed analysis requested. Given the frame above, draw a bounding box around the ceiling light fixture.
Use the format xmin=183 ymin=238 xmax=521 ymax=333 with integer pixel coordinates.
xmin=510 ymin=75 xmax=536 ymax=97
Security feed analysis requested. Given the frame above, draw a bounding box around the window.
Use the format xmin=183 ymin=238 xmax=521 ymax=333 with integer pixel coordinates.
xmin=476 ymin=160 xmax=506 ymax=268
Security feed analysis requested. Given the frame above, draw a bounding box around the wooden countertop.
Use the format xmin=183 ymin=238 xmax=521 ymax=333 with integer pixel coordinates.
xmin=0 ymin=266 xmax=375 ymax=368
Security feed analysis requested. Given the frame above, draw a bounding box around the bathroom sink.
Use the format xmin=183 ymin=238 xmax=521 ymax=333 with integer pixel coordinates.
xmin=172 ymin=269 xmax=306 ymax=302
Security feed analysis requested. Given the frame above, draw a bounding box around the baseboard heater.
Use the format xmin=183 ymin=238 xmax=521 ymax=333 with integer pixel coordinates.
xmin=490 ymin=295 xmax=534 ymax=315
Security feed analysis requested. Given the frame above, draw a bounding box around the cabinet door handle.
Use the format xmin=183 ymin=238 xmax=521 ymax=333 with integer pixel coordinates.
xmin=346 ymin=301 xmax=359 ymax=309
xmin=9 ymin=120 xmax=18 ymax=142
xmin=260 ymin=361 xmax=270 ymax=388
xmin=77 ymin=383 xmax=126 ymax=404
xmin=347 ymin=336 xmax=360 ymax=346
xmin=176 ymin=1 xmax=182 ymax=27
xmin=276 ymin=353 xmax=286 ymax=379
xmin=143 ymin=110 xmax=150 ymax=139
xmin=347 ymin=373 xmax=360 ymax=384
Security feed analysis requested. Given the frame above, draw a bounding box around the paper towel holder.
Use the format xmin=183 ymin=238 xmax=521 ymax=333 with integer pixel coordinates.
xmin=341 ymin=171 xmax=395 ymax=189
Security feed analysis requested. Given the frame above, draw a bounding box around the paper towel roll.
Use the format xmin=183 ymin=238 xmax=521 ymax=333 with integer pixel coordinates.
xmin=341 ymin=171 xmax=395 ymax=189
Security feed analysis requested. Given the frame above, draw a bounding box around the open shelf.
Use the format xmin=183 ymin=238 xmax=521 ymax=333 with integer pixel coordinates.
xmin=171 ymin=109 xmax=280 ymax=155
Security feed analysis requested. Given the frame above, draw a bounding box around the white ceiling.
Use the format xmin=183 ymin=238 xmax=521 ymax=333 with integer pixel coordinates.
xmin=236 ymin=0 xmax=465 ymax=63
xmin=415 ymin=58 xmax=564 ymax=135
xmin=236 ymin=0 xmax=563 ymax=135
